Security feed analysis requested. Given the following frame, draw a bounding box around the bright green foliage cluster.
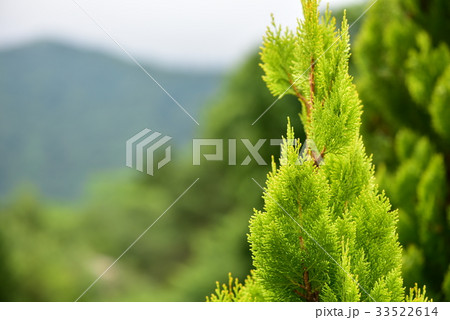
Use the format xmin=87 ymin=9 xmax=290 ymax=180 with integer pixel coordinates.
xmin=209 ymin=0 xmax=406 ymax=302
xmin=405 ymin=284 xmax=430 ymax=302
xmin=207 ymin=272 xmax=264 ymax=302
xmin=261 ymin=1 xmax=361 ymax=151
xmin=354 ymin=0 xmax=450 ymax=301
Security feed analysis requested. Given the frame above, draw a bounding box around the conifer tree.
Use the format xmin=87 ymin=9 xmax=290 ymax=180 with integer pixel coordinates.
xmin=354 ymin=0 xmax=450 ymax=301
xmin=208 ymin=0 xmax=418 ymax=302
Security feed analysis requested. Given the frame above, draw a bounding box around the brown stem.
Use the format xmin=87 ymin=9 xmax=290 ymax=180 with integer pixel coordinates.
xmin=297 ymin=230 xmax=319 ymax=301
xmin=294 ymin=268 xmax=319 ymax=302
xmin=294 ymin=289 xmax=308 ymax=300
xmin=304 ymin=269 xmax=320 ymax=302
xmin=309 ymin=57 xmax=315 ymax=107
xmin=299 ymin=236 xmax=305 ymax=250
xmin=312 ymin=146 xmax=326 ymax=168
xmin=287 ymin=73 xmax=312 ymax=119
xmin=303 ymin=269 xmax=312 ymax=293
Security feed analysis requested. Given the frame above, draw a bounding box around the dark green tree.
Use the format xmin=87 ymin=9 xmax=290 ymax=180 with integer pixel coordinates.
xmin=354 ymin=0 xmax=450 ymax=301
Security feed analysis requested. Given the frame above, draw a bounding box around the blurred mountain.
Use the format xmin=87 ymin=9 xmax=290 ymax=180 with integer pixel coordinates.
xmin=0 ymin=41 xmax=223 ymax=200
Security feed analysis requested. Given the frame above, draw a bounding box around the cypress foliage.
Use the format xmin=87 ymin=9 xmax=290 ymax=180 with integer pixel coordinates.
xmin=208 ymin=0 xmax=420 ymax=302
xmin=354 ymin=0 xmax=450 ymax=301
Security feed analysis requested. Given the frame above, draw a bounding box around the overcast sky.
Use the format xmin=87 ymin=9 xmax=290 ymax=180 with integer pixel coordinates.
xmin=0 ymin=0 xmax=366 ymax=70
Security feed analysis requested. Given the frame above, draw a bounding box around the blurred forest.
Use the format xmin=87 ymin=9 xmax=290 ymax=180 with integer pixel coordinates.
xmin=0 ymin=0 xmax=449 ymax=301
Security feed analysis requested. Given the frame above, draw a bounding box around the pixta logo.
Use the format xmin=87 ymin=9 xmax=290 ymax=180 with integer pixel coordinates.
xmin=126 ymin=129 xmax=323 ymax=176
xmin=126 ymin=129 xmax=172 ymax=176
xmin=192 ymin=138 xmax=324 ymax=166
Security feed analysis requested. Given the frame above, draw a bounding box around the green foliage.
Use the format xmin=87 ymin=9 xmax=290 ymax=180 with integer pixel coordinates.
xmin=249 ymin=124 xmax=339 ymax=302
xmin=405 ymin=284 xmax=431 ymax=302
xmin=210 ymin=0 xmax=407 ymax=302
xmin=0 ymin=183 xmax=186 ymax=301
xmin=207 ymin=272 xmax=264 ymax=302
xmin=443 ymin=266 xmax=450 ymax=301
xmin=0 ymin=192 xmax=95 ymax=301
xmin=429 ymin=65 xmax=450 ymax=141
xmin=355 ymin=0 xmax=450 ymax=300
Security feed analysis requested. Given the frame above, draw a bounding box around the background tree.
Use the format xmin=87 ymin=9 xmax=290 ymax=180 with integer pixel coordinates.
xmin=354 ymin=0 xmax=450 ymax=301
